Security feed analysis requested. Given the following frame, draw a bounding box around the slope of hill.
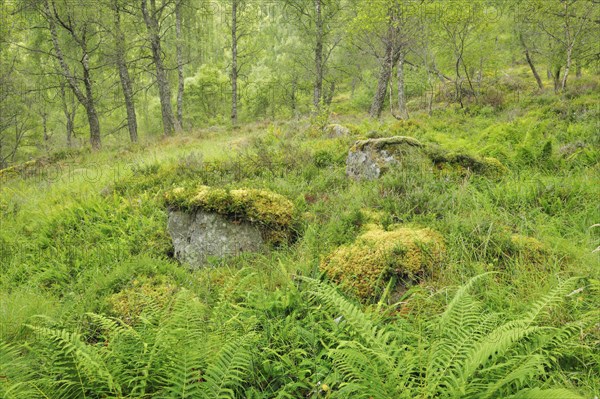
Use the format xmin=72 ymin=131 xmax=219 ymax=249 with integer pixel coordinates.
xmin=1 ymin=83 xmax=598 ymax=398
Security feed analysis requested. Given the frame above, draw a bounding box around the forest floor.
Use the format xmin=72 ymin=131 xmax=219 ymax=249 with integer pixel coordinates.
xmin=0 ymin=78 xmax=599 ymax=398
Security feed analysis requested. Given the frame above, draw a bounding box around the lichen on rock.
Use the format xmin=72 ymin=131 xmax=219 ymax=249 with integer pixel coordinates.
xmin=320 ymin=225 xmax=445 ymax=300
xmin=346 ymin=136 xmax=425 ymax=180
xmin=345 ymin=135 xmax=507 ymax=180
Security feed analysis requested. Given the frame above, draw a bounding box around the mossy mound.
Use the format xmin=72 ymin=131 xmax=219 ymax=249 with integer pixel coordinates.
xmin=350 ymin=136 xmax=424 ymax=152
xmin=325 ymin=123 xmax=351 ymax=137
xmin=0 ymin=159 xmax=44 ymax=181
xmin=509 ymin=234 xmax=550 ymax=265
xmin=346 ymin=136 xmax=426 ymax=180
xmin=427 ymin=148 xmax=508 ymax=178
xmin=165 ymin=185 xmax=295 ymax=243
xmin=320 ymin=226 xmax=445 ymax=300
xmin=107 ymin=275 xmax=178 ymax=324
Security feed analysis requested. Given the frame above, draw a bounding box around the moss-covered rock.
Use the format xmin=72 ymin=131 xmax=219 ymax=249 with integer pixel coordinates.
xmin=165 ymin=186 xmax=296 ymax=267
xmin=165 ymin=185 xmax=294 ymax=233
xmin=320 ymin=226 xmax=445 ymax=299
xmin=427 ymin=148 xmax=508 ymax=178
xmin=346 ymin=136 xmax=425 ymax=180
xmin=0 ymin=159 xmax=43 ymax=181
xmin=346 ymin=135 xmax=507 ymax=180
xmin=326 ymin=124 xmax=351 ymax=138
xmin=350 ymin=136 xmax=424 ymax=152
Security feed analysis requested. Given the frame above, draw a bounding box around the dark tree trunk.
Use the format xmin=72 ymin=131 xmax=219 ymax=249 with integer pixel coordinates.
xmin=524 ymin=49 xmax=544 ymax=90
xmin=370 ymin=27 xmax=395 ymax=118
xmin=325 ymin=81 xmax=335 ymax=107
xmin=176 ymin=0 xmax=184 ymax=128
xmin=350 ymin=76 xmax=357 ymax=98
xmin=66 ymin=111 xmax=74 ymax=147
xmin=81 ymin=42 xmax=101 ymax=150
xmin=141 ymin=0 xmax=180 ymax=136
xmin=113 ymin=0 xmax=138 ymax=143
xmin=42 ymin=111 xmax=49 ymax=149
xmin=520 ymin=34 xmax=543 ymax=90
xmin=290 ymin=77 xmax=297 ymax=115
xmin=313 ymin=0 xmax=323 ymax=110
xmin=60 ymin=80 xmax=75 ymax=147
xmin=45 ymin=0 xmax=101 ymax=150
xmin=551 ymin=66 xmax=562 ymax=93
xmin=231 ymin=0 xmax=238 ymax=125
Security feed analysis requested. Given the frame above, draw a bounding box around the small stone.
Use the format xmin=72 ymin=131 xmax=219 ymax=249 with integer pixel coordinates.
xmin=345 ymin=136 xmax=424 ymax=180
xmin=326 ymin=124 xmax=350 ymax=138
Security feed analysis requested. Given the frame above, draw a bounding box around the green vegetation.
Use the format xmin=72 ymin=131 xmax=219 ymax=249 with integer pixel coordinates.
xmin=1 ymin=0 xmax=599 ymax=397
xmin=165 ymin=185 xmax=296 ymax=243
xmin=321 ymin=224 xmax=445 ymax=299
xmin=1 ymin=85 xmax=598 ymax=397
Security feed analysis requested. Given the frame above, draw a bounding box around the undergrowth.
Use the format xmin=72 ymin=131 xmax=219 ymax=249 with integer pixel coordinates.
xmin=0 ymin=88 xmax=598 ymax=397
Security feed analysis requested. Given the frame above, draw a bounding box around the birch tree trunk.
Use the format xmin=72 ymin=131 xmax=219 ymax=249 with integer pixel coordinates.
xmin=44 ymin=0 xmax=101 ymax=150
xmin=396 ymin=52 xmax=409 ymax=119
xmin=141 ymin=0 xmax=181 ymax=136
xmin=369 ymin=26 xmax=394 ymax=118
xmin=231 ymin=0 xmax=238 ymax=125
xmin=313 ymin=0 xmax=323 ymax=110
xmin=176 ymin=0 xmax=184 ymax=128
xmin=113 ymin=0 xmax=138 ymax=143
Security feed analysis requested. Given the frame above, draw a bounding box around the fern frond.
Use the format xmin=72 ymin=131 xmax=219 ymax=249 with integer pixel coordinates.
xmin=440 ymin=272 xmax=496 ymax=328
xmin=300 ymin=277 xmax=410 ymax=351
xmin=84 ymin=312 xmax=140 ymax=341
xmin=524 ymin=277 xmax=579 ymax=323
xmin=480 ymin=354 xmax=547 ymax=399
xmin=330 ymin=339 xmax=414 ymax=398
xmin=0 ymin=340 xmax=39 ymax=399
xmin=26 ymin=324 xmax=121 ymax=396
xmin=459 ymin=320 xmax=543 ymax=385
xmin=201 ymin=333 xmax=256 ymax=399
xmin=509 ymin=387 xmax=585 ymax=399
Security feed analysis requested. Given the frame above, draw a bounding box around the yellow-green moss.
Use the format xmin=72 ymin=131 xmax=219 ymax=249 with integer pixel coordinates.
xmin=427 ymin=149 xmax=507 ymax=178
xmin=165 ymin=185 xmax=295 ymax=243
xmin=320 ymin=226 xmax=445 ymax=299
xmin=351 ymin=136 xmax=423 ymax=152
xmin=510 ymin=234 xmax=549 ymax=264
xmin=0 ymin=160 xmax=40 ymax=181
xmin=107 ymin=275 xmax=178 ymax=324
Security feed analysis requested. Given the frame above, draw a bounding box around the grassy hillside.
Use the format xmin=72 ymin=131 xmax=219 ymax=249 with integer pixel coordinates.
xmin=1 ymin=81 xmax=599 ymax=398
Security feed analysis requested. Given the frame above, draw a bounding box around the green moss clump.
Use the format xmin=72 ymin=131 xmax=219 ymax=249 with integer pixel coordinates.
xmin=0 ymin=159 xmax=42 ymax=181
xmin=509 ymin=234 xmax=549 ymax=265
xmin=351 ymin=136 xmax=423 ymax=152
xmin=107 ymin=275 xmax=178 ymax=324
xmin=427 ymin=148 xmax=508 ymax=178
xmin=320 ymin=226 xmax=445 ymax=300
xmin=165 ymin=185 xmax=295 ymax=243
